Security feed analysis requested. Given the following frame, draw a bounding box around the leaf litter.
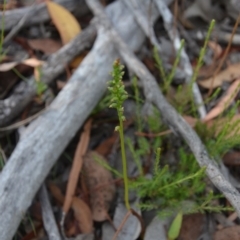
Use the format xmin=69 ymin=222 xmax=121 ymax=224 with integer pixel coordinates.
xmin=82 ymin=151 xmax=116 ymax=222
xmin=47 ymin=0 xmax=84 ymax=68
xmin=198 ymin=63 xmax=240 ymax=89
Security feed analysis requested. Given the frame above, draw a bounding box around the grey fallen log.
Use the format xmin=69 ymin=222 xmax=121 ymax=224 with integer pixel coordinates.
xmin=0 ymin=0 xmax=160 ymax=239
xmin=0 ymin=0 xmax=88 ymax=31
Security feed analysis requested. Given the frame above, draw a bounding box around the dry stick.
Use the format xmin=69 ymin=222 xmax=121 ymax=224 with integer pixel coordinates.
xmin=0 ymin=24 xmax=97 ymax=127
xmin=86 ymin=0 xmax=240 ymax=217
xmin=153 ymin=0 xmax=206 ymax=119
xmin=60 ymin=126 xmax=92 ymax=239
xmin=0 ymin=108 xmax=47 ymax=131
xmin=208 ymin=14 xmax=240 ymax=96
xmin=120 ymin=0 xmax=168 ymax=51
xmin=112 ymin=210 xmax=132 ymax=240
xmin=121 ymin=0 xmax=172 ymax=83
xmin=39 ymin=184 xmax=62 ymax=240
xmin=3 ymin=1 xmax=38 ymax=43
xmin=62 ymin=119 xmax=92 ymax=217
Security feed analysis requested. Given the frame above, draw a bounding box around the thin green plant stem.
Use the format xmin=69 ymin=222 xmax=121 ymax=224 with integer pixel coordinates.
xmin=132 ymin=76 xmax=142 ymax=131
xmin=154 ymin=147 xmax=161 ymax=176
xmin=12 ymin=68 xmax=28 ymax=81
xmin=153 ymin=46 xmax=166 ymax=83
xmin=165 ymin=39 xmax=185 ymax=92
xmin=189 ymin=20 xmax=215 ymax=117
xmin=158 ymin=167 xmax=206 ymax=192
xmin=119 ymin=117 xmax=130 ymax=210
xmin=191 ymin=19 xmax=215 ymax=86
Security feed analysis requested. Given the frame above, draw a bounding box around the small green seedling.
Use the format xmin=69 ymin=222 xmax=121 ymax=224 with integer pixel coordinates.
xmin=168 ymin=211 xmax=183 ymax=240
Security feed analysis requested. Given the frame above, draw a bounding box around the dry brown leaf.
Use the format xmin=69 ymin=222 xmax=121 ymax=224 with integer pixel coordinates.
xmin=48 ymin=182 xmax=65 ymax=204
xmin=198 ymin=63 xmax=240 ymax=89
xmin=223 ymin=151 xmax=240 ymax=165
xmin=208 ymin=41 xmax=222 ymax=59
xmin=183 ymin=115 xmax=198 ymax=127
xmin=82 ymin=151 xmax=116 ymax=221
xmin=46 ymin=1 xmax=84 ymax=68
xmin=203 ymin=79 xmax=240 ymax=122
xmin=0 ymin=62 xmax=18 ymax=71
xmin=63 ymin=119 xmax=92 ymax=214
xmin=46 ymin=1 xmax=81 ymax=45
xmin=0 ymin=58 xmax=44 ymax=72
xmin=28 ymin=38 xmax=62 ymax=54
xmin=178 ymin=213 xmax=206 ymax=240
xmin=95 ymin=133 xmax=118 ymax=157
xmin=72 ymin=197 xmax=93 ymax=234
xmin=22 ymin=58 xmax=44 ymax=67
xmin=214 ymin=226 xmax=240 ymax=240
xmin=48 ymin=182 xmax=93 ymax=233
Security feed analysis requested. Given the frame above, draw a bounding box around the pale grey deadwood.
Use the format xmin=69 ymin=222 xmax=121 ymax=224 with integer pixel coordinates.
xmin=39 ymin=184 xmax=62 ymax=240
xmin=0 ymin=1 xmax=161 ymax=239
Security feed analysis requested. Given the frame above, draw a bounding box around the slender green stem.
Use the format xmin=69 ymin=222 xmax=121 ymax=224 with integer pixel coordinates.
xmin=190 ymin=19 xmax=215 ymax=85
xmin=118 ymin=117 xmax=130 ymax=210
xmin=153 ymin=46 xmax=166 ymax=83
xmin=165 ymin=39 xmax=185 ymax=92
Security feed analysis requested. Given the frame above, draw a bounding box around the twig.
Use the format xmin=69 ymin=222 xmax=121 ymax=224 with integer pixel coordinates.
xmin=0 ymin=108 xmax=47 ymax=131
xmin=120 ymin=0 xmax=164 ymax=53
xmin=85 ymin=0 xmax=240 ymax=217
xmin=39 ymin=184 xmax=62 ymax=240
xmin=3 ymin=1 xmax=37 ymax=43
xmin=112 ymin=210 xmax=131 ymax=240
xmin=63 ymin=119 xmax=92 ymax=214
xmin=153 ymin=0 xmax=206 ymax=119
xmin=120 ymin=0 xmax=186 ymax=84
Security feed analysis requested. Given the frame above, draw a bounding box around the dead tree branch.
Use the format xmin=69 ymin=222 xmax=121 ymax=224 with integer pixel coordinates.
xmin=39 ymin=184 xmax=62 ymax=240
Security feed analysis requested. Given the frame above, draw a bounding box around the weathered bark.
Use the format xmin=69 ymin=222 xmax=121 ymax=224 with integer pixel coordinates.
xmin=0 ymin=0 xmax=88 ymax=31
xmin=0 ymin=1 xmax=161 ymax=239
